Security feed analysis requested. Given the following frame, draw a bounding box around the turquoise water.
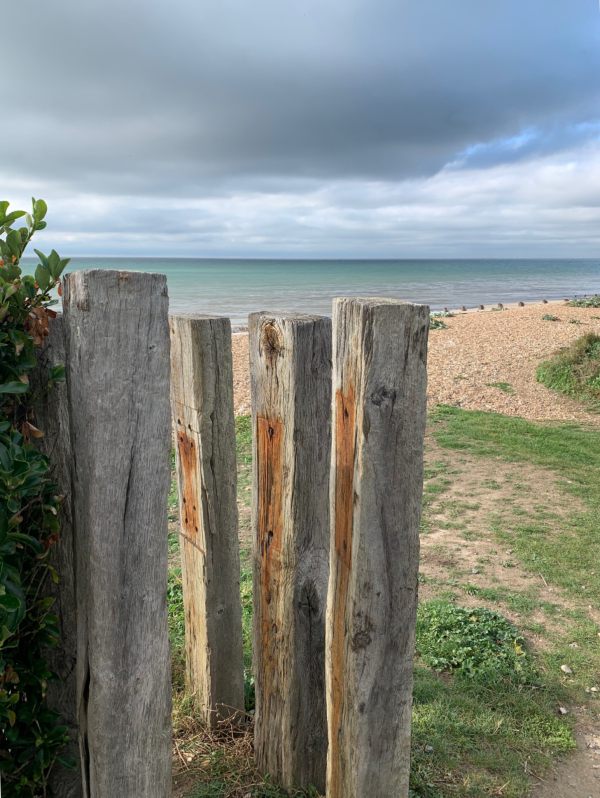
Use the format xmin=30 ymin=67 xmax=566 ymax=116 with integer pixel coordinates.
xmin=25 ymin=257 xmax=600 ymax=328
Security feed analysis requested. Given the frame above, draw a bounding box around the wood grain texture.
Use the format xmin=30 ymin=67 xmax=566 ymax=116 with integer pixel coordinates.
xmin=326 ymin=297 xmax=429 ymax=798
xmin=249 ymin=312 xmax=332 ymax=793
xmin=170 ymin=315 xmax=245 ymax=724
xmin=34 ymin=315 xmax=81 ymax=798
xmin=63 ymin=270 xmax=172 ymax=798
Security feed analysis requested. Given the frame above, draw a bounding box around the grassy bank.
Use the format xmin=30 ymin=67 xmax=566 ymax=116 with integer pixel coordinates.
xmin=169 ymin=408 xmax=600 ymax=797
xmin=536 ymin=333 xmax=600 ymax=409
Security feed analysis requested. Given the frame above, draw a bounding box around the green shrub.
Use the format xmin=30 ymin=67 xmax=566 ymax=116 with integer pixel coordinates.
xmin=568 ymin=295 xmax=600 ymax=308
xmin=542 ymin=314 xmax=560 ymax=322
xmin=0 ymin=199 xmax=70 ymax=794
xmin=536 ymin=333 xmax=600 ymax=406
xmin=416 ymin=600 xmax=537 ymax=684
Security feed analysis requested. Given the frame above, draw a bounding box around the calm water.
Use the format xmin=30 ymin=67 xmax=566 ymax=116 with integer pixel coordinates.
xmin=25 ymin=258 xmax=600 ymax=329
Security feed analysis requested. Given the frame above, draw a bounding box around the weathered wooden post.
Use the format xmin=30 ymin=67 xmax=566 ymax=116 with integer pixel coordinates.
xmin=169 ymin=315 xmax=245 ymax=723
xmin=326 ymin=297 xmax=429 ymax=798
xmin=63 ymin=270 xmax=172 ymax=798
xmin=35 ymin=316 xmax=81 ymax=798
xmin=249 ymin=312 xmax=331 ymax=793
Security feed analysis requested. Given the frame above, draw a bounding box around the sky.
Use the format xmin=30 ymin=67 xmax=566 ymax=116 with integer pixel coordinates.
xmin=4 ymin=0 xmax=600 ymax=258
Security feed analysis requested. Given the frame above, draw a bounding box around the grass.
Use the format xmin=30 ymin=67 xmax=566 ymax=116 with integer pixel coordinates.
xmin=486 ymin=381 xmax=514 ymax=394
xmin=431 ymin=406 xmax=600 ymax=600
xmin=536 ymin=332 xmax=600 ymax=408
xmin=410 ymin=670 xmax=572 ymax=797
xmin=169 ymin=407 xmax=600 ymax=796
xmin=431 ymin=406 xmax=600 ymax=687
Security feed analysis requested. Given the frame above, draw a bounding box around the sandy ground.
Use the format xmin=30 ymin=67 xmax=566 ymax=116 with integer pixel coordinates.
xmin=232 ymin=300 xmax=600 ymax=423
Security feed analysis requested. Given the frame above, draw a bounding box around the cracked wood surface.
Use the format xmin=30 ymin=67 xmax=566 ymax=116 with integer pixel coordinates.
xmin=64 ymin=270 xmax=172 ymax=798
xmin=326 ymin=297 xmax=429 ymax=798
xmin=34 ymin=315 xmax=81 ymax=797
xmin=170 ymin=315 xmax=245 ymax=724
xmin=249 ymin=312 xmax=331 ymax=793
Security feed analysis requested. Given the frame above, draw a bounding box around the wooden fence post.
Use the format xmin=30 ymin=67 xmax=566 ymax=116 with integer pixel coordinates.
xmin=249 ymin=312 xmax=331 ymax=793
xmin=34 ymin=315 xmax=81 ymax=798
xmin=326 ymin=297 xmax=429 ymax=798
xmin=169 ymin=315 xmax=245 ymax=723
xmin=63 ymin=270 xmax=172 ymax=798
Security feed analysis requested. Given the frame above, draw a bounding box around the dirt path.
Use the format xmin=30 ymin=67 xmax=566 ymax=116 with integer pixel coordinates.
xmin=531 ymin=723 xmax=600 ymax=798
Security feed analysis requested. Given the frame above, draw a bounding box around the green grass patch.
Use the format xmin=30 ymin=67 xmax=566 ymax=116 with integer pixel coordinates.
xmin=240 ymin=557 xmax=255 ymax=712
xmin=235 ymin=414 xmax=252 ymax=494
xmin=487 ymin=381 xmax=515 ymax=394
xmin=536 ymin=332 xmax=600 ymax=407
xmin=461 ymin=584 xmax=545 ymax=615
xmin=411 ymin=667 xmax=573 ymax=798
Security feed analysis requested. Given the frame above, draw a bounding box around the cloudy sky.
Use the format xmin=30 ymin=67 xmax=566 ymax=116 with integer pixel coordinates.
xmin=4 ymin=0 xmax=600 ymax=257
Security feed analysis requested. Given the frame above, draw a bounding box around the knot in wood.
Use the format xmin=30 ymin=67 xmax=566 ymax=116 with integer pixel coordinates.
xmin=261 ymin=322 xmax=284 ymax=361
xmin=370 ymin=385 xmax=397 ymax=409
xmin=299 ymin=581 xmax=320 ymax=617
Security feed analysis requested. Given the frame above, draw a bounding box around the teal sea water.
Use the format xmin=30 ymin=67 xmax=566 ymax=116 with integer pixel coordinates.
xmin=26 ymin=258 xmax=600 ymax=329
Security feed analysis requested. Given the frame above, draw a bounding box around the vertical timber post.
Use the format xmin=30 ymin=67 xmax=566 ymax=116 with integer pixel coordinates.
xmin=169 ymin=315 xmax=245 ymax=723
xmin=34 ymin=315 xmax=81 ymax=798
xmin=326 ymin=297 xmax=429 ymax=798
xmin=249 ymin=312 xmax=331 ymax=793
xmin=63 ymin=270 xmax=172 ymax=798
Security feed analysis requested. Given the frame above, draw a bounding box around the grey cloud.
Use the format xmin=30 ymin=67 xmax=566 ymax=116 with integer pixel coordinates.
xmin=4 ymin=0 xmax=600 ymax=196
xmin=3 ymin=1 xmax=600 ymax=258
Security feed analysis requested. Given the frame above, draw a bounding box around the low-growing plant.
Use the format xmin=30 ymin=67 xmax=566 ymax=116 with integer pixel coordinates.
xmin=416 ymin=600 xmax=537 ymax=684
xmin=568 ymin=295 xmax=600 ymax=308
xmin=542 ymin=314 xmax=560 ymax=322
xmin=429 ymin=315 xmax=448 ymax=330
xmin=0 ymin=199 xmax=70 ymax=794
xmin=536 ymin=332 xmax=600 ymax=406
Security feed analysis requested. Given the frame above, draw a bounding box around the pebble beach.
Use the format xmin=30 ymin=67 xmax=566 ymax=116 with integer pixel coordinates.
xmin=231 ymin=300 xmax=600 ymax=423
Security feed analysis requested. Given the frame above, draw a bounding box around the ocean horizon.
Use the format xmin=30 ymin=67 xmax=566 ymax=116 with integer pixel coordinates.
xmin=23 ymin=257 xmax=600 ymax=329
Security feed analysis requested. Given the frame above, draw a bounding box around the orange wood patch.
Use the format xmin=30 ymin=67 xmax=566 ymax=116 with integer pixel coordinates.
xmin=329 ymin=383 xmax=356 ymax=795
xmin=256 ymin=416 xmax=284 ymax=677
xmin=176 ymin=427 xmax=201 ymax=545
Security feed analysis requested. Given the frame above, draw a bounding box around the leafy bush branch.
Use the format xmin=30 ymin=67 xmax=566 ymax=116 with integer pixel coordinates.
xmin=0 ymin=199 xmax=70 ymax=795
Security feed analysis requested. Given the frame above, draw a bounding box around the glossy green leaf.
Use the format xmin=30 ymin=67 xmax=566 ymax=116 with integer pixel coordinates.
xmin=33 ymin=198 xmax=47 ymax=222
xmin=34 ymin=264 xmax=51 ymax=291
xmin=0 ymin=381 xmax=29 ymax=394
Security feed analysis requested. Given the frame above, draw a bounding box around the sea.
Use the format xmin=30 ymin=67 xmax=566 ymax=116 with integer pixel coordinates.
xmin=24 ymin=257 xmax=600 ymax=330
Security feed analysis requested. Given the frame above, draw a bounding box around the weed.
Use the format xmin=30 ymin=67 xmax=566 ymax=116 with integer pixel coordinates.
xmin=417 ymin=601 xmax=537 ymax=684
xmin=542 ymin=313 xmax=560 ymax=321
